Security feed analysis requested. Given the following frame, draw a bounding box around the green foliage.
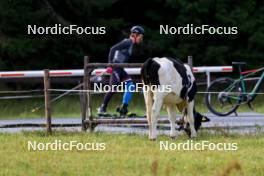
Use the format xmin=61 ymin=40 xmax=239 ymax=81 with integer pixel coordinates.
xmin=0 ymin=0 xmax=264 ymax=70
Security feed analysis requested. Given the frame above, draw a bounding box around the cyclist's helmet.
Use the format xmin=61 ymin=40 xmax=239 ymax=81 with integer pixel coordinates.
xmin=130 ymin=26 xmax=144 ymax=35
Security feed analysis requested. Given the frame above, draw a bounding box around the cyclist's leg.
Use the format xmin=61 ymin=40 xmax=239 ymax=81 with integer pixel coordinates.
xmin=118 ymin=69 xmax=135 ymax=115
xmin=121 ymin=80 xmax=135 ymax=109
xmin=98 ymin=69 xmax=120 ymax=113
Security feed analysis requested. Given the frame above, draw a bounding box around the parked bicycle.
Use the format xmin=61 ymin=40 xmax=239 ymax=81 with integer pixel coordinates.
xmin=205 ymin=62 xmax=264 ymax=116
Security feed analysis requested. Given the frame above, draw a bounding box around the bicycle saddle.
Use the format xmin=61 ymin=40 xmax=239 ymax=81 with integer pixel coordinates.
xmin=232 ymin=62 xmax=247 ymax=66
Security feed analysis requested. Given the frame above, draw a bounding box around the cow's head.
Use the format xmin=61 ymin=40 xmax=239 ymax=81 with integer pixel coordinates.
xmin=177 ymin=111 xmax=210 ymax=137
xmin=193 ymin=111 xmax=210 ymax=131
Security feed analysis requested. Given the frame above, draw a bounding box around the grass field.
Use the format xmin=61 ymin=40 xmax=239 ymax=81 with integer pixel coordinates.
xmin=0 ymin=130 xmax=263 ymax=176
xmin=0 ymin=91 xmax=264 ymax=119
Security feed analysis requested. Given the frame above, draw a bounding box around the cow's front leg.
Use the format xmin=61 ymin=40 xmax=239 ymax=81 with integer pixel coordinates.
xmin=166 ymin=105 xmax=177 ymax=139
xmin=149 ymin=94 xmax=164 ymax=140
xmin=187 ymin=101 xmax=197 ymax=138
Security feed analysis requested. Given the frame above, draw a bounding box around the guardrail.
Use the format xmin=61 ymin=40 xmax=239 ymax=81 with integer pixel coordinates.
xmin=0 ymin=66 xmax=233 ymax=78
xmin=0 ymin=61 xmax=233 ymax=89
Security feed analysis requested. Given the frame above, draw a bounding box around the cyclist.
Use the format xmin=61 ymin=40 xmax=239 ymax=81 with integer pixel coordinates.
xmin=97 ymin=25 xmax=144 ymax=116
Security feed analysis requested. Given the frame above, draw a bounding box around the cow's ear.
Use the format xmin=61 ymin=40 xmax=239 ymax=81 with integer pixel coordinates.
xmin=202 ymin=116 xmax=210 ymax=122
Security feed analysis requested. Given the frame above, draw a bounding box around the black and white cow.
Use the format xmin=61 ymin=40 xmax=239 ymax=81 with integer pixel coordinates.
xmin=141 ymin=57 xmax=209 ymax=140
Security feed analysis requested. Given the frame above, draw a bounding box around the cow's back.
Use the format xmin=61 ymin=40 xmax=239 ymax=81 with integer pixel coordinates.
xmin=141 ymin=57 xmax=194 ymax=100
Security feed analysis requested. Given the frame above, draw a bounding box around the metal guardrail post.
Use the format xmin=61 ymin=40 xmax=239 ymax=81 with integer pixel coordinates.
xmin=206 ymin=71 xmax=211 ymax=104
xmin=206 ymin=71 xmax=211 ymax=88
xmin=188 ymin=55 xmax=193 ymax=69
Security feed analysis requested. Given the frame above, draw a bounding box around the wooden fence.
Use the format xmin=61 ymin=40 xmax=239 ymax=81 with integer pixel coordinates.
xmin=44 ymin=56 xmax=193 ymax=133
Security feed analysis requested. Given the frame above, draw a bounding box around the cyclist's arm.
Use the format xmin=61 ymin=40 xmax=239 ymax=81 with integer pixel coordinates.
xmin=108 ymin=39 xmax=132 ymax=63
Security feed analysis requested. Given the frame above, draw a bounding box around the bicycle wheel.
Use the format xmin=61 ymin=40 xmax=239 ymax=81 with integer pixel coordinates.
xmin=205 ymin=77 xmax=242 ymax=116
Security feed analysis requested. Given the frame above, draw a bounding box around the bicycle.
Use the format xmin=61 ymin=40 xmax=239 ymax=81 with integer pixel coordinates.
xmin=205 ymin=62 xmax=264 ymax=116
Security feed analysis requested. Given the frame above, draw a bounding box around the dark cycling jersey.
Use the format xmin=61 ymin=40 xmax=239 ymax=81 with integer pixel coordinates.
xmin=108 ymin=38 xmax=134 ymax=63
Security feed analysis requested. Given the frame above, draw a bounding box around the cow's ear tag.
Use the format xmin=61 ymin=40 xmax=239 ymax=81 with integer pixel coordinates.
xmin=202 ymin=116 xmax=210 ymax=122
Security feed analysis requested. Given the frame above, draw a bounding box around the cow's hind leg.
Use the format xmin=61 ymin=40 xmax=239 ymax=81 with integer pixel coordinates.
xmin=144 ymin=89 xmax=153 ymax=139
xmin=187 ymin=101 xmax=197 ymax=138
xmin=149 ymin=93 xmax=164 ymax=140
xmin=166 ymin=105 xmax=177 ymax=139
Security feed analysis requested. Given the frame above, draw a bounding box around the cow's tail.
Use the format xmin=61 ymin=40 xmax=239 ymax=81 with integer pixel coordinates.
xmin=141 ymin=58 xmax=160 ymax=86
xmin=141 ymin=58 xmax=152 ymax=85
xmin=141 ymin=60 xmax=153 ymax=124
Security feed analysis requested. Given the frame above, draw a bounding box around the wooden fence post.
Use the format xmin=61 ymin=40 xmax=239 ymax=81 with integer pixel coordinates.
xmin=44 ymin=69 xmax=52 ymax=135
xmin=82 ymin=56 xmax=88 ymax=131
xmin=79 ymin=80 xmax=84 ymax=121
xmin=86 ymin=59 xmax=93 ymax=125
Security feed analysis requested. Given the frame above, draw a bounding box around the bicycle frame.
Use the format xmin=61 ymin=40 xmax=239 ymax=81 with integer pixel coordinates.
xmin=223 ymin=67 xmax=264 ymax=101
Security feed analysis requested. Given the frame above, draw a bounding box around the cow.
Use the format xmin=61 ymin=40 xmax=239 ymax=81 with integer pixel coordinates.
xmin=141 ymin=57 xmax=209 ymax=140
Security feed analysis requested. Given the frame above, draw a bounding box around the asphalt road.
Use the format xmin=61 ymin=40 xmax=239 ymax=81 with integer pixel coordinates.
xmin=0 ymin=112 xmax=264 ymax=134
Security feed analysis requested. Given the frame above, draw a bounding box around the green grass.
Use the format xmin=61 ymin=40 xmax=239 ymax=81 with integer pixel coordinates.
xmin=0 ymin=130 xmax=263 ymax=176
xmin=0 ymin=90 xmax=264 ymax=119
